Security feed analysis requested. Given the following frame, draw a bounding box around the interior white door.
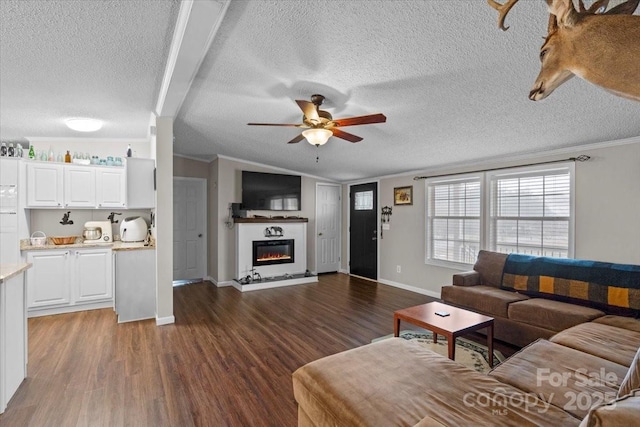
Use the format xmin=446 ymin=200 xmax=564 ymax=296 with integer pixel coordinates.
xmin=316 ymin=183 xmax=341 ymax=274
xmin=173 ymin=178 xmax=206 ymax=281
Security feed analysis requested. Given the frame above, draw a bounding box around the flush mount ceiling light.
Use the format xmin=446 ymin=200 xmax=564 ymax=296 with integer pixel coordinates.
xmin=65 ymin=118 xmax=103 ymax=132
xmin=302 ymin=128 xmax=332 ymax=146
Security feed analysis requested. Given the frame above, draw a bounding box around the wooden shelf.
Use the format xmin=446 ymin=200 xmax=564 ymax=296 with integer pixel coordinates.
xmin=234 ymin=217 xmax=308 ymax=223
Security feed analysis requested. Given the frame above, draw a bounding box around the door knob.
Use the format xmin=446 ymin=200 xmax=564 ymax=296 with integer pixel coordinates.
xmin=198 ymin=234 xmax=203 ymax=238
xmin=318 ymin=232 xmax=323 ymax=236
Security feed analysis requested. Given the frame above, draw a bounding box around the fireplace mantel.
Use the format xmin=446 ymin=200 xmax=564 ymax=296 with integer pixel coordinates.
xmin=234 ymin=217 xmax=308 ymax=223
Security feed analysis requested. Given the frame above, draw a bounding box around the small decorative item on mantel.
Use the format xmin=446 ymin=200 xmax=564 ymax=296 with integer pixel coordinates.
xmin=394 ymin=186 xmax=413 ymax=206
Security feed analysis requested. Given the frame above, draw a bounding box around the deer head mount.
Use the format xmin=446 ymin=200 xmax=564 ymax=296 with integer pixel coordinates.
xmin=488 ymin=0 xmax=640 ymax=101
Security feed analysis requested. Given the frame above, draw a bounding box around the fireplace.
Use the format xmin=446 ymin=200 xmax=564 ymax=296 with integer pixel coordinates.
xmin=253 ymin=239 xmax=295 ymax=266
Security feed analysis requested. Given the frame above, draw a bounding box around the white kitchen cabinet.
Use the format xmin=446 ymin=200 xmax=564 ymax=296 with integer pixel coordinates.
xmin=24 ymin=161 xmax=150 ymax=209
xmin=96 ymin=168 xmax=126 ymax=208
xmin=25 ymin=247 xmax=113 ymax=317
xmin=26 ymin=162 xmax=64 ymax=207
xmin=25 ymin=250 xmax=71 ymax=308
xmin=0 ymin=157 xmax=18 ymax=186
xmin=115 ymin=249 xmax=156 ymax=322
xmin=1 ymin=158 xmax=19 ymax=264
xmin=64 ymin=165 xmax=96 ymax=208
xmin=74 ymin=248 xmax=113 ymax=302
xmin=126 ymin=158 xmax=155 ymax=209
xmin=0 ymin=267 xmax=28 ymax=414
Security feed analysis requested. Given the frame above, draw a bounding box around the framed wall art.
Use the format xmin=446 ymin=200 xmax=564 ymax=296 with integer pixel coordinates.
xmin=394 ymin=186 xmax=413 ymax=205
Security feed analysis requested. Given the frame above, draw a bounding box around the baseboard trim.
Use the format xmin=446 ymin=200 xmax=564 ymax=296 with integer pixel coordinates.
xmin=215 ymin=280 xmax=234 ymax=287
xmin=377 ymin=278 xmax=441 ymax=299
xmin=156 ymin=315 xmax=175 ymax=326
xmin=27 ymin=301 xmax=113 ymax=318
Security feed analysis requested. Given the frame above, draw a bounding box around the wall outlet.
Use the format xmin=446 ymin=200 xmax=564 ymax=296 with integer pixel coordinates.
xmin=396 ymin=265 xmax=401 ymax=273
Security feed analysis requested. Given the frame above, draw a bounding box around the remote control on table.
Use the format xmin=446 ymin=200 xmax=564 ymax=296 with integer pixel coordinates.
xmin=435 ymin=311 xmax=450 ymax=317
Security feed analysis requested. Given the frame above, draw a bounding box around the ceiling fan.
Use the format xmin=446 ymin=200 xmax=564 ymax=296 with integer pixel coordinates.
xmin=247 ymin=94 xmax=386 ymax=146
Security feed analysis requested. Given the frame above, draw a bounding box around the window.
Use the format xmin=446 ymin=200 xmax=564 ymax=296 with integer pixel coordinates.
xmin=425 ymin=163 xmax=574 ymax=266
xmin=488 ymin=166 xmax=572 ymax=258
xmin=354 ymin=190 xmax=374 ymax=210
xmin=426 ymin=175 xmax=481 ymax=265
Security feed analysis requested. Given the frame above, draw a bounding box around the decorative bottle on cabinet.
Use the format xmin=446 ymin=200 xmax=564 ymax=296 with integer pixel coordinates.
xmin=65 ymin=151 xmax=71 ymax=163
xmin=126 ymin=144 xmax=132 ymax=157
xmin=28 ymin=145 xmax=35 ymax=159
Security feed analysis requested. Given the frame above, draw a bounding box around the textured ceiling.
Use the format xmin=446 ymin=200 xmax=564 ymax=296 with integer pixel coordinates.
xmin=0 ymin=0 xmax=179 ymax=140
xmin=1 ymin=1 xmax=639 ymax=182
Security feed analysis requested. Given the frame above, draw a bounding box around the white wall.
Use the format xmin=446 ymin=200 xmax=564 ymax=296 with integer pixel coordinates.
xmin=174 ymin=155 xmax=209 ymax=179
xmin=29 ymin=209 xmax=151 ymax=239
xmin=155 ymin=117 xmax=173 ymax=324
xmin=351 ymin=140 xmax=640 ymax=298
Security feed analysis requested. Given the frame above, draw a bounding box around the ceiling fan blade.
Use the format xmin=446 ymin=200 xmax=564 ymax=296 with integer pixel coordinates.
xmin=295 ymin=100 xmax=320 ymax=123
xmin=331 ymin=128 xmax=363 ymax=143
xmin=247 ymin=123 xmax=303 ymax=127
xmin=331 ymin=113 xmax=387 ymax=127
xmin=287 ymin=134 xmax=305 ymax=144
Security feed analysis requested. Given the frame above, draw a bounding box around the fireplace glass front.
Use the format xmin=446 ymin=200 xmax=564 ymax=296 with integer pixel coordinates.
xmin=253 ymin=239 xmax=294 ymax=266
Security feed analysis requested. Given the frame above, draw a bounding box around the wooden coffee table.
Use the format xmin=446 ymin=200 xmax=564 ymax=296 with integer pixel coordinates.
xmin=394 ymin=301 xmax=495 ymax=366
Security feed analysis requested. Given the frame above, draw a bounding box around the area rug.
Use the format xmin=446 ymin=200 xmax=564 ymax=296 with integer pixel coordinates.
xmin=372 ymin=330 xmax=505 ymax=374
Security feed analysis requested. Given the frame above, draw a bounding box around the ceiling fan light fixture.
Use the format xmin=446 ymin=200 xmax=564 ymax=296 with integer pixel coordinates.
xmin=65 ymin=117 xmax=103 ymax=132
xmin=302 ymin=128 xmax=332 ymax=146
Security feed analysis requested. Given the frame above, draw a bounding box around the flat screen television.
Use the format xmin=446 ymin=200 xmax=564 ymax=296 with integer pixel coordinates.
xmin=241 ymin=171 xmax=301 ymax=211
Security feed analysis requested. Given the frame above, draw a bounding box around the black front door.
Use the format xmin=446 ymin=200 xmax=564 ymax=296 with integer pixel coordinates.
xmin=349 ymin=182 xmax=377 ymax=280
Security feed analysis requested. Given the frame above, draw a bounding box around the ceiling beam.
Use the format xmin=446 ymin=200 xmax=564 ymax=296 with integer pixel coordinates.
xmin=155 ymin=0 xmax=230 ymax=118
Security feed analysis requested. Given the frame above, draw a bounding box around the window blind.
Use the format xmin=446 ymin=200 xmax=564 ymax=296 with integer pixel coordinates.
xmin=426 ymin=177 xmax=481 ymax=264
xmin=488 ymin=166 xmax=572 ymax=258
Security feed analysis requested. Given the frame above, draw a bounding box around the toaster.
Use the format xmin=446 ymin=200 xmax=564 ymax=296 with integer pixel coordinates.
xmin=120 ymin=216 xmax=148 ymax=242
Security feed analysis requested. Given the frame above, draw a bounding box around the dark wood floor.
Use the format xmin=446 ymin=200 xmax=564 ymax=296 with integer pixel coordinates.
xmin=0 ymin=273 xmax=518 ymax=427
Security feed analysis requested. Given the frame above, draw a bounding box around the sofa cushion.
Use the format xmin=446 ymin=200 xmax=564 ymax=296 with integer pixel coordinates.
xmin=508 ymin=298 xmax=604 ymax=332
xmin=473 ymin=250 xmax=508 ymax=288
xmin=618 ymin=347 xmax=640 ymax=397
xmin=489 ymin=339 xmax=628 ymax=420
xmin=293 ymin=338 xmax=580 ymax=427
xmin=550 ymin=322 xmax=640 ymax=367
xmin=592 ymin=315 xmax=640 ymax=333
xmin=441 ymin=285 xmax=529 ymax=318
xmin=578 ymin=389 xmax=640 ymax=427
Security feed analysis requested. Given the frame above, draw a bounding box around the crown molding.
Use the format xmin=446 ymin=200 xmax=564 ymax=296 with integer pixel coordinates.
xmin=173 ymin=152 xmax=212 ymax=163
xmin=215 ymin=154 xmax=338 ymax=183
xmin=351 ymin=135 xmax=640 ymax=184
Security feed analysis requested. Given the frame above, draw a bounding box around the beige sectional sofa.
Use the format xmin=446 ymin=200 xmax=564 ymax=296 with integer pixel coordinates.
xmin=293 ymin=315 xmax=640 ymax=426
xmin=293 ymin=252 xmax=640 ymax=426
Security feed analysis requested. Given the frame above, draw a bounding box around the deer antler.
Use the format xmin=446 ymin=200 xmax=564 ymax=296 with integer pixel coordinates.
xmin=579 ymin=0 xmax=610 ymax=13
xmin=487 ymin=0 xmax=521 ymax=31
xmin=606 ymin=0 xmax=640 ymax=14
xmin=489 ymin=0 xmax=637 ymax=31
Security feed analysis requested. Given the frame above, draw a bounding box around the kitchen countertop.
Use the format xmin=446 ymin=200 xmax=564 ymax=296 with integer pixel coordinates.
xmin=0 ymin=263 xmax=32 ymax=284
xmin=20 ymin=238 xmax=155 ymax=251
